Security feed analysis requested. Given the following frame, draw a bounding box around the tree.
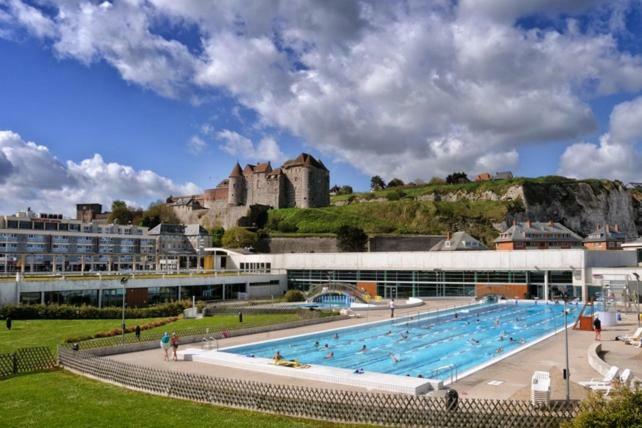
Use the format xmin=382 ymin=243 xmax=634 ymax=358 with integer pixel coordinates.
xmin=370 ymin=175 xmax=386 ymax=191
xmin=222 ymin=227 xmax=258 ymax=249
xmin=108 ymin=200 xmax=138 ymax=225
xmin=336 ymin=225 xmax=368 ymax=252
xmin=209 ymin=227 xmax=225 ymax=247
xmin=338 ymin=185 xmax=353 ymax=195
xmin=387 ymin=178 xmax=405 ymax=187
xmin=329 ymin=185 xmax=341 ymax=194
xmin=446 ymin=172 xmax=470 ymax=184
xmin=139 ymin=203 xmax=179 ymax=228
xmin=413 ymin=178 xmax=426 ymax=186
xmin=429 ymin=176 xmax=446 ymax=185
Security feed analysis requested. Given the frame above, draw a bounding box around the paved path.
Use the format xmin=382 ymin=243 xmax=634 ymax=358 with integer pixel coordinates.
xmin=108 ymin=301 xmax=642 ymax=400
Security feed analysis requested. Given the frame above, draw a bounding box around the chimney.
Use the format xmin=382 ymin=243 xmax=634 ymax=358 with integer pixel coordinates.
xmin=447 ymin=231 xmax=452 ymax=240
xmin=614 ymin=224 xmax=620 ymax=232
xmin=527 ymin=220 xmax=532 ymax=228
xmin=605 ymin=224 xmax=610 ymax=234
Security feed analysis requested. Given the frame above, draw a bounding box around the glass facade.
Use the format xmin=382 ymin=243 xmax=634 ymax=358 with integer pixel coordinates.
xmin=287 ymin=269 xmax=575 ymax=299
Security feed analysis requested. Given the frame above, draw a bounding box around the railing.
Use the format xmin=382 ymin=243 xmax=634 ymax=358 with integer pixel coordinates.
xmin=0 ymin=269 xmax=286 ymax=282
xmin=430 ymin=364 xmax=458 ymax=384
xmin=58 ymin=347 xmax=581 ymax=427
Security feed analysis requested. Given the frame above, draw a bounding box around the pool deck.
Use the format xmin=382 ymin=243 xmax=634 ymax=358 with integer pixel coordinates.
xmin=108 ymin=300 xmax=642 ymax=400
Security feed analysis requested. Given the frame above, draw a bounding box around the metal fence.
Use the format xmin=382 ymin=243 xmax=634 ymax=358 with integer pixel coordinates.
xmin=59 ymin=347 xmax=580 ymax=427
xmin=0 ymin=347 xmax=57 ymax=378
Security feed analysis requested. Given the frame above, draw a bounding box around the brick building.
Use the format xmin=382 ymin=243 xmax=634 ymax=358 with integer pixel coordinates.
xmin=494 ymin=221 xmax=583 ymax=250
xmin=583 ymin=224 xmax=626 ymax=250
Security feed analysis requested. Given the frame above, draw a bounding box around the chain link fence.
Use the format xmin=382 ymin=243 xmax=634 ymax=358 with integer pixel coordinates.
xmin=59 ymin=347 xmax=580 ymax=427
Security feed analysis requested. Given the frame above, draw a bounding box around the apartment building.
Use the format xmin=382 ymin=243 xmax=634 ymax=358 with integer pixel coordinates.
xmin=0 ymin=209 xmax=209 ymax=274
xmin=494 ymin=221 xmax=584 ymax=250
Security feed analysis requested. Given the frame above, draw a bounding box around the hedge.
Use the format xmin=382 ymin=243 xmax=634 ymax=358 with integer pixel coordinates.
xmin=0 ymin=301 xmax=190 ymax=320
xmin=64 ymin=316 xmax=180 ymax=343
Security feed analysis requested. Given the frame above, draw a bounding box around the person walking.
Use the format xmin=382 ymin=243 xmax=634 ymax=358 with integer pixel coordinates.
xmin=6 ymin=317 xmax=12 ymax=331
xmin=593 ymin=316 xmax=602 ymax=341
xmin=135 ymin=325 xmax=141 ymax=341
xmin=389 ymin=299 xmax=395 ymax=318
xmin=170 ymin=332 xmax=179 ymax=361
xmin=160 ymin=332 xmax=170 ymax=361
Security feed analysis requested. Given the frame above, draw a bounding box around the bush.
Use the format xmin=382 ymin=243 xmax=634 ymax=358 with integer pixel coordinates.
xmin=336 ymin=225 xmax=368 ymax=252
xmin=386 ymin=189 xmax=406 ymax=201
xmin=221 ymin=227 xmax=258 ymax=249
xmin=65 ymin=316 xmax=179 ymax=343
xmin=562 ymin=388 xmax=642 ymax=428
xmin=283 ymin=290 xmax=306 ymax=302
xmin=0 ymin=302 xmax=190 ymax=320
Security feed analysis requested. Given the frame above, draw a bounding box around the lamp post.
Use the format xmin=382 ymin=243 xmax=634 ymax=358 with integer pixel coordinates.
xmin=633 ymin=273 xmax=640 ymax=328
xmin=120 ymin=276 xmax=129 ymax=345
xmin=563 ymin=292 xmax=570 ymax=402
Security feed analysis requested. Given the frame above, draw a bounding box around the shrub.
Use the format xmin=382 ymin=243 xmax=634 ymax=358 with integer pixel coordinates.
xmin=283 ymin=290 xmax=306 ymax=302
xmin=336 ymin=225 xmax=368 ymax=252
xmin=0 ymin=302 xmax=189 ymax=320
xmin=386 ymin=189 xmax=406 ymax=201
xmin=562 ymin=388 xmax=642 ymax=428
xmin=222 ymin=227 xmax=258 ymax=249
xmin=64 ymin=316 xmax=179 ymax=343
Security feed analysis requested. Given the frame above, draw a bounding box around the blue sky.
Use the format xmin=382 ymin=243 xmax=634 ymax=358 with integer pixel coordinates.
xmin=0 ymin=1 xmax=641 ymax=215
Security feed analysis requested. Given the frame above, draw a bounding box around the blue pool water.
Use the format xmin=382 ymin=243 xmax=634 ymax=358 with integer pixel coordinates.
xmin=225 ymin=302 xmax=579 ymax=380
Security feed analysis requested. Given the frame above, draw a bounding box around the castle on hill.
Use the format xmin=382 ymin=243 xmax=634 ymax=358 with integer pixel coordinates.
xmin=167 ymin=153 xmax=330 ymax=228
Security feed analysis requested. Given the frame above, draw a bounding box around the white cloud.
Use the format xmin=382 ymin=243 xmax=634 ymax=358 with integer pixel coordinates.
xmin=559 ymin=96 xmax=642 ymax=182
xmin=0 ymin=130 xmax=201 ymax=216
xmin=217 ymin=130 xmax=285 ymax=164
xmin=4 ymin=1 xmax=642 ymax=180
xmin=186 ymin=135 xmax=207 ymax=154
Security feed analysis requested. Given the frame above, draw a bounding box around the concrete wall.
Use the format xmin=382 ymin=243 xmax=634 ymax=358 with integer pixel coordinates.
xmin=368 ymin=235 xmax=444 ymax=252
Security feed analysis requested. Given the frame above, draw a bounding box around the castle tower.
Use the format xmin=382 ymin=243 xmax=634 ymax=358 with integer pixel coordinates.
xmin=227 ymin=162 xmax=244 ymax=206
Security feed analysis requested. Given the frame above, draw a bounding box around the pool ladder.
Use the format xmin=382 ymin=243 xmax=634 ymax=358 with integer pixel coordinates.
xmin=430 ymin=364 xmax=458 ymax=384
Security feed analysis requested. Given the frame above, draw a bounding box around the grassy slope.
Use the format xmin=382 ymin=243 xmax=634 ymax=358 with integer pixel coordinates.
xmin=0 ymin=371 xmax=359 ymax=428
xmin=267 ymin=177 xmax=625 ymax=245
xmin=0 ymin=313 xmax=299 ymax=353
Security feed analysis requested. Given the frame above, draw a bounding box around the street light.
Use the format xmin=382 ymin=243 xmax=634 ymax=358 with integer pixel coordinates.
xmin=563 ymin=292 xmax=571 ymax=402
xmin=633 ymin=273 xmax=640 ymax=328
xmin=120 ymin=276 xmax=129 ymax=345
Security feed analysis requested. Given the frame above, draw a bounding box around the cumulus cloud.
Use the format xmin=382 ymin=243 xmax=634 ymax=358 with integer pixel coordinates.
xmin=217 ymin=130 xmax=285 ymax=164
xmin=186 ymin=135 xmax=207 ymax=154
xmin=3 ymin=1 xmax=642 ymax=180
xmin=0 ymin=131 xmax=201 ymax=216
xmin=559 ymin=96 xmax=642 ymax=182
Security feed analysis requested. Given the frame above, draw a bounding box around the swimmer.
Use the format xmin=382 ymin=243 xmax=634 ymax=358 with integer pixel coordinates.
xmin=354 ymin=368 xmax=364 ymax=374
xmin=454 ymin=313 xmax=458 ymax=319
xmin=498 ymin=335 xmax=504 ymax=341
xmin=314 ymin=341 xmax=320 ymax=348
xmin=334 ymin=333 xmax=339 ymax=340
xmin=324 ymin=343 xmax=329 ymax=349
xmin=496 ymin=347 xmax=504 ymax=354
xmin=273 ymin=351 xmax=283 ymax=362
xmin=495 ymin=319 xmax=500 ymax=327
xmin=325 ymin=352 xmax=334 ymax=359
xmin=469 ymin=338 xmax=480 ymax=345
xmin=389 ymin=352 xmax=400 ymax=363
xmin=359 ymin=344 xmax=367 ymax=353
xmin=417 ymin=374 xmax=424 ymax=378
xmin=385 ymin=330 xmax=392 ymax=335
xmin=400 ymin=333 xmax=408 ymax=340
xmin=509 ymin=337 xmax=515 ymax=342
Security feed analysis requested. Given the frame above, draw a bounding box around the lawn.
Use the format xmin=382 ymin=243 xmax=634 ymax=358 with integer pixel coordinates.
xmin=0 ymin=370 xmax=361 ymax=428
xmin=0 ymin=313 xmax=301 ymax=353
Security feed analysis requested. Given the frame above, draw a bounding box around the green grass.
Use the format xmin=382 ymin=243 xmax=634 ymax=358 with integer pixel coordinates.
xmin=0 ymin=313 xmax=301 ymax=353
xmin=267 ymin=199 xmax=511 ymax=244
xmin=0 ymin=370 xmax=361 ymax=428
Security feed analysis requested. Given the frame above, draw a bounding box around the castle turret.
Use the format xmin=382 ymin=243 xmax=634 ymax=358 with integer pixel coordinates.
xmin=227 ymin=162 xmax=244 ymax=206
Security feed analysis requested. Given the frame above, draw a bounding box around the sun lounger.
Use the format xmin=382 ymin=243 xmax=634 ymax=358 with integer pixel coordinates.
xmin=588 ymin=369 xmax=632 ymax=395
xmin=624 ymin=327 xmax=642 ymax=344
xmin=531 ymin=371 xmax=551 ymax=406
xmin=579 ymin=366 xmax=619 ymax=388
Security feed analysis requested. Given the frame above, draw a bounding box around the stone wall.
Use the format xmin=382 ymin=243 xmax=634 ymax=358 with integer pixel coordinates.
xmin=259 ymin=234 xmax=445 ymax=253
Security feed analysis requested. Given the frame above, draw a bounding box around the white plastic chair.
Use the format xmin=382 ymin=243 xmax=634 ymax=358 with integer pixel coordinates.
xmin=531 ymin=371 xmax=551 ymax=406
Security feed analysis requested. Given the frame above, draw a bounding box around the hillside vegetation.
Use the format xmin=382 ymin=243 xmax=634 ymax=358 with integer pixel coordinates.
xmin=265 ymin=176 xmax=640 ymax=245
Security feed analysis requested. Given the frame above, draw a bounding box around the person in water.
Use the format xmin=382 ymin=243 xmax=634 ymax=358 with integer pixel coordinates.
xmin=389 ymin=353 xmax=400 ymax=363
xmin=325 ymin=352 xmax=334 ymax=359
xmin=359 ymin=344 xmax=367 ymax=353
xmin=496 ymin=347 xmax=504 ymax=354
xmin=334 ymin=333 xmax=339 ymax=340
xmin=273 ymin=351 xmax=283 ymax=362
xmin=469 ymin=338 xmax=480 ymax=345
xmin=324 ymin=343 xmax=329 ymax=349
xmin=385 ymin=330 xmax=392 ymax=335
xmin=314 ymin=341 xmax=320 ymax=348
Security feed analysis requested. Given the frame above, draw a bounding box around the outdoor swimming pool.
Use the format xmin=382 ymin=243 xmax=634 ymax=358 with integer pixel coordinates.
xmin=224 ymin=301 xmax=579 ymax=381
